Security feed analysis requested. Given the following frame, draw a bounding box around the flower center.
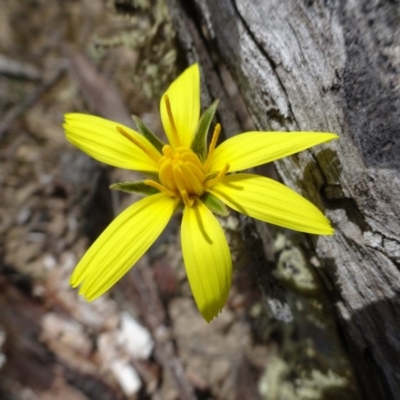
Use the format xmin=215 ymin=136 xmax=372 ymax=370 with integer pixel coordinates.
xmin=159 ymin=145 xmax=206 ymax=199
xmin=141 ymin=110 xmax=230 ymax=207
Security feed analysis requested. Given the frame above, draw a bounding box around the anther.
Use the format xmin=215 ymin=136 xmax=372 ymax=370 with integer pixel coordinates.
xmin=205 ymin=163 xmax=230 ymax=188
xmin=180 ymin=190 xmax=195 ymax=207
xmin=203 ymin=123 xmax=221 ymax=171
xmin=162 ymin=144 xmax=173 ymax=157
xmin=179 ymin=162 xmax=205 ymax=197
xmin=144 ymin=179 xmax=178 ymax=197
xmin=116 ymin=126 xmax=160 ymax=164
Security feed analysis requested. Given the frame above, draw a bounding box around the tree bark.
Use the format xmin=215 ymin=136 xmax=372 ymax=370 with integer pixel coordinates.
xmin=167 ymin=1 xmax=400 ymax=399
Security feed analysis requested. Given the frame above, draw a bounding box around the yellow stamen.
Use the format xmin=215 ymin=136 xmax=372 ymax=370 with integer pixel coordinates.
xmin=144 ymin=179 xmax=178 ymax=197
xmin=179 ymin=162 xmax=204 ymax=197
xmin=162 ymin=144 xmax=174 ymax=157
xmin=158 ymin=145 xmax=206 ymax=196
xmin=163 ymin=94 xmax=180 ymax=147
xmin=203 ymin=123 xmax=221 ymax=171
xmin=186 ymin=161 xmax=206 ymax=183
xmin=205 ymin=163 xmax=230 ymax=188
xmin=181 ymin=189 xmax=195 ymax=207
xmin=172 ymin=164 xmax=187 ymax=194
xmin=116 ymin=126 xmax=160 ymax=164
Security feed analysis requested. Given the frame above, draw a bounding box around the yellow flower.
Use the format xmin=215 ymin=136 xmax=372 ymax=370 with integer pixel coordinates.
xmin=64 ymin=64 xmax=337 ymax=322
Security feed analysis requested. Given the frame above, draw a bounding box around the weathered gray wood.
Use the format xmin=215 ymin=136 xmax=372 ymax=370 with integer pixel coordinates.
xmin=167 ymin=0 xmax=400 ymax=399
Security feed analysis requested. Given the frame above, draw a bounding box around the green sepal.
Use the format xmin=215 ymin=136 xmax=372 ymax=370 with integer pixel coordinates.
xmin=110 ymin=181 xmax=159 ymax=196
xmin=131 ymin=115 xmax=165 ymax=153
xmin=191 ymin=99 xmax=219 ymax=161
xmin=140 ymin=171 xmax=159 ymax=180
xmin=201 ymin=192 xmax=229 ymax=217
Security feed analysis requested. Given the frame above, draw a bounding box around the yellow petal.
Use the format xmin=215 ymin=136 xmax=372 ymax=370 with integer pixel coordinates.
xmin=181 ymin=199 xmax=232 ymax=322
xmin=71 ymin=193 xmax=177 ymax=300
xmin=64 ymin=113 xmax=160 ymax=172
xmin=160 ymin=64 xmax=200 ymax=148
xmin=210 ymin=174 xmax=333 ymax=235
xmin=210 ymin=131 xmax=338 ymax=173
